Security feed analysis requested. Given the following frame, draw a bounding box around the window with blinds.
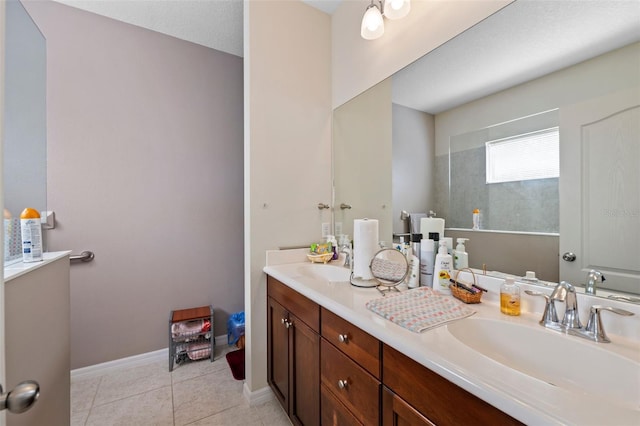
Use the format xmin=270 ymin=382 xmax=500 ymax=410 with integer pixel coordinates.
xmin=485 ymin=127 xmax=559 ymax=184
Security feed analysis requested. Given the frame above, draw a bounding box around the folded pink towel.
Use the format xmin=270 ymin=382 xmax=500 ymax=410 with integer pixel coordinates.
xmin=171 ymin=319 xmax=211 ymax=340
xmin=187 ymin=343 xmax=211 ymax=360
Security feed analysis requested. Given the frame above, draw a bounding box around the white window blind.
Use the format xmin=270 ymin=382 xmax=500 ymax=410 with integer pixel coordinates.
xmin=485 ymin=127 xmax=559 ymax=184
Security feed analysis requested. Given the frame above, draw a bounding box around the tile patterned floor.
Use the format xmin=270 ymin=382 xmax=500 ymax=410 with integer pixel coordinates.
xmin=71 ymin=346 xmax=292 ymax=426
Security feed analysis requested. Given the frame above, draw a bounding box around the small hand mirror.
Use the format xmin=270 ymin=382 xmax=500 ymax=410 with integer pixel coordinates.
xmin=369 ymin=248 xmax=409 ymax=295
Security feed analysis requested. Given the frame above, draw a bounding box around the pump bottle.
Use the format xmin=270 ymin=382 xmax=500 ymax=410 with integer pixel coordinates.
xmin=433 ymin=240 xmax=453 ymax=295
xmin=500 ymin=278 xmax=521 ymax=316
xmin=453 ymin=238 xmax=469 ymax=269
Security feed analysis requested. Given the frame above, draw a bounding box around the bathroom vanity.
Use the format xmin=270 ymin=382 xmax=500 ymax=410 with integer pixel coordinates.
xmin=267 ymin=274 xmax=520 ymax=425
xmin=264 ymin=250 xmax=640 ymax=426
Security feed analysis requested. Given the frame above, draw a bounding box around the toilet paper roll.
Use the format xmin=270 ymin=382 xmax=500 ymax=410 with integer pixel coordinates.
xmin=353 ymin=218 xmax=379 ymax=280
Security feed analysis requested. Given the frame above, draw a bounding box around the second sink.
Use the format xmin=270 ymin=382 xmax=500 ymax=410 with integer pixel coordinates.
xmin=446 ymin=317 xmax=640 ymax=410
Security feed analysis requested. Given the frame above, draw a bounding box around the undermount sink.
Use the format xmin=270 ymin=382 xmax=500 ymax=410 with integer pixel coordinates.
xmin=295 ymin=263 xmax=351 ymax=283
xmin=446 ymin=318 xmax=640 ymax=410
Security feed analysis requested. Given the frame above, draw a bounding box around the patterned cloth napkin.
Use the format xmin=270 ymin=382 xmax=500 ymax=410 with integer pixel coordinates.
xmin=366 ymin=287 xmax=476 ymax=333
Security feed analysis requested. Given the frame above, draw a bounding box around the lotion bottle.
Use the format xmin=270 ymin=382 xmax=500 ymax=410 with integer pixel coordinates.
xmin=453 ymin=238 xmax=469 ymax=270
xmin=433 ymin=240 xmax=453 ymax=294
xmin=420 ymin=237 xmax=435 ymax=287
xmin=20 ymin=208 xmax=43 ymax=263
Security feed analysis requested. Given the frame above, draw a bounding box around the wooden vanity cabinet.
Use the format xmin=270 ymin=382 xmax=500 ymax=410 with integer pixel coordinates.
xmin=382 ymin=386 xmax=435 ymax=426
xmin=320 ymin=307 xmax=381 ymax=425
xmin=267 ymin=276 xmax=320 ymax=426
xmin=266 ymin=275 xmax=524 ymax=426
xmin=382 ymin=344 xmax=524 ymax=426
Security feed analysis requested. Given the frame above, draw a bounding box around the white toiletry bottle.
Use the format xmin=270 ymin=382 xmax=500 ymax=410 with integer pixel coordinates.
xmin=472 ymin=209 xmax=481 ymax=230
xmin=453 ymin=238 xmax=469 ymax=270
xmin=406 ymin=246 xmax=420 ymax=288
xmin=420 ymin=237 xmax=435 ymax=287
xmin=433 ymin=240 xmax=453 ymax=294
xmin=408 ymin=234 xmax=421 ymax=288
xmin=20 ymin=207 xmax=43 ymax=263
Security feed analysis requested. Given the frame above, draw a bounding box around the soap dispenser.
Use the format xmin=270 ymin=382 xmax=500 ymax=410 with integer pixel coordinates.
xmin=453 ymin=238 xmax=469 ymax=270
xmin=500 ymin=278 xmax=521 ymax=316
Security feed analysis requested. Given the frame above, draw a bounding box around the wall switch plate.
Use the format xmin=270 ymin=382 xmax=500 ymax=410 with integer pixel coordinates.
xmin=321 ymin=222 xmax=330 ymax=238
xmin=335 ymin=222 xmax=343 ymax=236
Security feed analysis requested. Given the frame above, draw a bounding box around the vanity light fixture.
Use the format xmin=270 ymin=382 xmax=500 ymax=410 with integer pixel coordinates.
xmin=361 ymin=0 xmax=411 ymax=40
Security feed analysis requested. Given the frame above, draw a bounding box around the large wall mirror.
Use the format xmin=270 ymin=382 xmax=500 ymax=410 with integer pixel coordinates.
xmin=4 ymin=0 xmax=48 ymax=263
xmin=333 ymin=1 xmax=640 ymax=296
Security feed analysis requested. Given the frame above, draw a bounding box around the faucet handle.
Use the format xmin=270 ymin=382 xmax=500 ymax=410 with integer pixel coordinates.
xmin=525 ymin=290 xmax=559 ymax=326
xmin=585 ymin=305 xmax=634 ymax=343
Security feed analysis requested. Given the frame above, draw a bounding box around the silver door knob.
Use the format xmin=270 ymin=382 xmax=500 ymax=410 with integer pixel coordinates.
xmin=338 ymin=334 xmax=348 ymax=343
xmin=0 ymin=380 xmax=40 ymax=413
xmin=340 ymin=203 xmax=352 ymax=210
xmin=562 ymin=252 xmax=576 ymax=262
xmin=337 ymin=379 xmax=348 ymax=389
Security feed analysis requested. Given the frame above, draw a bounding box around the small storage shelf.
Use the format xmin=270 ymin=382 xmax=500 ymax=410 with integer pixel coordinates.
xmin=169 ymin=305 xmax=214 ymax=371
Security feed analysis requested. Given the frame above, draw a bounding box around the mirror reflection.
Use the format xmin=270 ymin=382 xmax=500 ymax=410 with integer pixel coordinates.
xmin=333 ymin=1 xmax=640 ymax=296
xmin=3 ymin=0 xmax=48 ymax=263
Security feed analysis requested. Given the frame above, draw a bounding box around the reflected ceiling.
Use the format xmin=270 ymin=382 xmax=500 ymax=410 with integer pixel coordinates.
xmin=392 ymin=1 xmax=640 ymax=114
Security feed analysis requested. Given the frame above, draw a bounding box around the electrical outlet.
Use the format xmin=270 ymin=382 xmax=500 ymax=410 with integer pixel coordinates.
xmin=334 ymin=222 xmax=343 ymax=236
xmin=321 ymin=222 xmax=330 ymax=238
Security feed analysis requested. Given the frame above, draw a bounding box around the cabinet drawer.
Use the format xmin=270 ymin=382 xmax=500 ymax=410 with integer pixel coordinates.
xmin=321 ymin=339 xmax=380 ymax=426
xmin=321 ymin=384 xmax=363 ymax=426
xmin=382 ymin=344 xmax=523 ymax=426
xmin=268 ymin=276 xmax=319 ymax=332
xmin=321 ymin=308 xmax=380 ymax=379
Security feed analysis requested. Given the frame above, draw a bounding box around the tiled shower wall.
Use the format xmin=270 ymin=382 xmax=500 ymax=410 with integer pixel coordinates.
xmin=435 ymin=147 xmax=559 ymax=233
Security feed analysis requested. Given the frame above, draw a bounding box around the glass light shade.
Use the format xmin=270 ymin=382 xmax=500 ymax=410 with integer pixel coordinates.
xmin=361 ymin=4 xmax=385 ymax=40
xmin=384 ymin=0 xmax=410 ymax=20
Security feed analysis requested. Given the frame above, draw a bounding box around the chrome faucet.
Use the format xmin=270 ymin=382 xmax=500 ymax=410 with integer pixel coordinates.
xmin=550 ymin=281 xmax=583 ymax=329
xmin=339 ymin=244 xmax=352 ymax=269
xmin=580 ymin=305 xmax=634 ymax=342
xmin=526 ymin=282 xmax=634 ymax=343
xmin=585 ymin=269 xmax=605 ymax=295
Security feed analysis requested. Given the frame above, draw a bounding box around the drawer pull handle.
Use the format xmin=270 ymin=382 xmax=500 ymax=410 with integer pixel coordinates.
xmin=281 ymin=318 xmax=292 ymax=329
xmin=338 ymin=334 xmax=349 ymax=343
xmin=338 ymin=379 xmax=348 ymax=389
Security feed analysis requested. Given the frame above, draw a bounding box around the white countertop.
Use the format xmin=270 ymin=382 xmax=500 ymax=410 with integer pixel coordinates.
xmin=264 ymin=249 xmax=640 ymax=426
xmin=4 ymin=251 xmax=71 ymax=282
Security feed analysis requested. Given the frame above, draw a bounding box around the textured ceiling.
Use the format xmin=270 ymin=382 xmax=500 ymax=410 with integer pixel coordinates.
xmin=392 ymin=1 xmax=640 ymax=114
xmin=52 ymin=0 xmax=341 ymax=58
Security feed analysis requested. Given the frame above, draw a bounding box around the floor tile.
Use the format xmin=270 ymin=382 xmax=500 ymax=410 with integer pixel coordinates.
xmin=71 ymin=344 xmax=275 ymax=426
xmin=85 ymin=386 xmax=173 ymax=426
xmin=71 ymin=409 xmax=90 ymax=426
xmin=173 ymin=368 xmax=246 ymax=426
xmin=93 ymin=360 xmax=171 ymax=406
xmin=71 ymin=376 xmax=101 ymax=413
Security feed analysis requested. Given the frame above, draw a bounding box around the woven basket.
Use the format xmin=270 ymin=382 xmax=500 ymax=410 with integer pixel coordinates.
xmin=450 ymin=268 xmax=482 ymax=304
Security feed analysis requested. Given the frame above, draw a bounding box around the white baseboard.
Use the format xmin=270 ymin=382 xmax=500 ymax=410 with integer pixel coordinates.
xmin=71 ymin=334 xmax=228 ymax=380
xmin=243 ymin=383 xmax=274 ymax=406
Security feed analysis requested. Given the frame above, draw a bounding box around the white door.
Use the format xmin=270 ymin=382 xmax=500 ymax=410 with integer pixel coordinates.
xmin=559 ymin=87 xmax=640 ymax=294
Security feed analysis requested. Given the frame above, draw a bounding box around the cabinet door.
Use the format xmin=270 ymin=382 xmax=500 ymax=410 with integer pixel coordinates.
xmin=290 ymin=314 xmax=320 ymax=426
xmin=382 ymin=387 xmax=435 ymax=426
xmin=321 ymin=384 xmax=363 ymax=426
xmin=267 ymin=297 xmax=290 ymax=411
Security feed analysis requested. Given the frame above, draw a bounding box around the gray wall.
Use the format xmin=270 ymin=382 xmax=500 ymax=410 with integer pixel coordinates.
xmin=392 ymin=103 xmax=434 ymax=235
xmin=24 ymin=1 xmax=244 ymax=369
xmin=446 ymin=229 xmax=558 ymax=282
